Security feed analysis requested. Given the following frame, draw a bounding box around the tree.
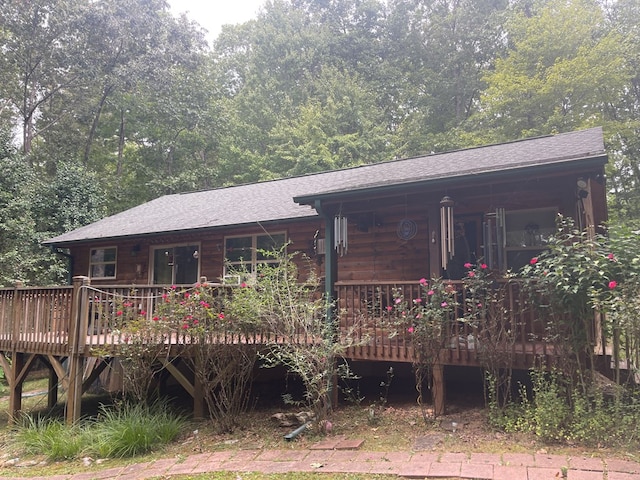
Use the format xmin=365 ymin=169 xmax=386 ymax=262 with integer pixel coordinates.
xmin=0 ymin=0 xmax=89 ymax=160
xmin=385 ymin=0 xmax=509 ymax=155
xmin=470 ymin=0 xmax=627 ymax=141
xmin=0 ymin=129 xmax=65 ymax=286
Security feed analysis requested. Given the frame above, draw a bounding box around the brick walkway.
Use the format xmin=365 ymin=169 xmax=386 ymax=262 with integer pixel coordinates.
xmin=3 ymin=443 xmax=640 ymax=479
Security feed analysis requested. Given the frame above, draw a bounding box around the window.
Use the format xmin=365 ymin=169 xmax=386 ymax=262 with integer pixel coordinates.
xmin=151 ymin=244 xmax=200 ymax=285
xmin=224 ymin=233 xmax=286 ymax=280
xmin=89 ymin=247 xmax=117 ymax=279
xmin=484 ymin=207 xmax=557 ymax=271
xmin=504 ymin=208 xmax=557 ymax=270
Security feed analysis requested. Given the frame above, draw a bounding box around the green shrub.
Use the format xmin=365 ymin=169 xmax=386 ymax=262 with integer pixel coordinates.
xmin=527 ymin=369 xmax=570 ymax=442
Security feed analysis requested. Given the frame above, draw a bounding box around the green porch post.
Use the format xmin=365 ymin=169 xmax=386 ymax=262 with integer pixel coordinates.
xmin=316 ymin=201 xmax=339 ymax=408
xmin=316 ymin=200 xmax=336 ymax=319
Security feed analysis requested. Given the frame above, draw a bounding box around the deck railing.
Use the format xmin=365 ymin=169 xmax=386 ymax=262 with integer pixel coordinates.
xmin=336 ymin=279 xmax=562 ymax=366
xmin=0 ymin=278 xmax=581 ymax=368
xmin=0 ymin=283 xmax=73 ymax=355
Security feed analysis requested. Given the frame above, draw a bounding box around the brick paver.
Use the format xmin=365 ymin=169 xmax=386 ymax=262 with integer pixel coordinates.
xmin=493 ymin=464 xmax=528 ymax=480
xmin=567 ymin=469 xmax=604 ymax=480
xmin=527 ymin=466 xmax=565 ymax=480
xmin=429 ymin=460 xmax=462 ymax=477
xmin=569 ymin=456 xmax=606 ymax=471
xmin=460 ymin=462 xmax=494 ymax=479
xmin=3 ymin=436 xmax=640 ymax=480
xmin=502 ymin=452 xmax=535 ymax=466
xmin=609 ymin=472 xmax=640 ymax=480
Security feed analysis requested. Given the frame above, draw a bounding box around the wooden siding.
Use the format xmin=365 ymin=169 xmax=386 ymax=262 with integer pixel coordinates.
xmin=71 ymin=220 xmax=326 ymax=286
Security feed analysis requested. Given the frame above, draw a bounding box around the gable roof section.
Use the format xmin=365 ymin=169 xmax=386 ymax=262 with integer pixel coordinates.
xmin=45 ymin=127 xmax=606 ymax=247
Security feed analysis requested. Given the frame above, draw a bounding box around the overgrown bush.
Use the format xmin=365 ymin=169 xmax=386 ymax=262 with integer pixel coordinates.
xmin=489 ymin=367 xmax=640 ymax=447
xmin=153 ymin=282 xmax=260 ymax=433
xmin=226 ymin=249 xmax=360 ymax=424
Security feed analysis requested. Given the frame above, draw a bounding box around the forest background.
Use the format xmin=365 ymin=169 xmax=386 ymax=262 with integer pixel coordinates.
xmin=0 ymin=0 xmax=638 ymax=286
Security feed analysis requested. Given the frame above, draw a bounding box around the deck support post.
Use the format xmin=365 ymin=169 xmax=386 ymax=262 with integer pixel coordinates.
xmin=7 ymin=352 xmax=24 ymax=422
xmin=432 ymin=363 xmax=446 ymax=416
xmin=193 ymin=356 xmax=205 ymax=419
xmin=67 ymin=276 xmax=90 ymax=425
xmin=48 ymin=367 xmax=58 ymax=409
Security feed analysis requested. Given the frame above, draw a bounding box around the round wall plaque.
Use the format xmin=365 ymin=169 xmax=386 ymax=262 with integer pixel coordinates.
xmin=397 ymin=219 xmax=417 ymax=240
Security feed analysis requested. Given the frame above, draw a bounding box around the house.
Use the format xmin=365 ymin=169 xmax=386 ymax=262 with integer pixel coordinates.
xmin=44 ymin=127 xmax=607 ymax=287
xmin=2 ymin=127 xmax=609 ymax=421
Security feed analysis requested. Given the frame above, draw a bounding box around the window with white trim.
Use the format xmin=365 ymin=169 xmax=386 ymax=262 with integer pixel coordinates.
xmin=89 ymin=247 xmax=117 ymax=279
xmin=224 ymin=233 xmax=286 ymax=281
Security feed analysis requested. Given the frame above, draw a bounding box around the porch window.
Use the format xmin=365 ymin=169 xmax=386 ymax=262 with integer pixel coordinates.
xmin=484 ymin=208 xmax=557 ymax=271
xmin=152 ymin=244 xmax=200 ymax=285
xmin=89 ymin=247 xmax=117 ymax=279
xmin=224 ymin=233 xmax=286 ymax=281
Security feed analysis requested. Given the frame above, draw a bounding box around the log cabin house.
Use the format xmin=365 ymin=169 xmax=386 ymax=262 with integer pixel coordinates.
xmin=0 ymin=127 xmax=609 ymax=422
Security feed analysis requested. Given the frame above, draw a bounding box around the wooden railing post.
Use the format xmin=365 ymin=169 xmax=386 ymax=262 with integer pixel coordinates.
xmin=67 ymin=276 xmax=90 ymax=424
xmin=11 ymin=281 xmax=23 ymax=351
xmin=7 ymin=281 xmax=25 ymax=422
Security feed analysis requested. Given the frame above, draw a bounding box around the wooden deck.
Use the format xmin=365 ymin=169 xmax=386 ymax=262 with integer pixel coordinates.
xmin=336 ymin=280 xmax=563 ymax=367
xmin=0 ymin=276 xmax=598 ymax=423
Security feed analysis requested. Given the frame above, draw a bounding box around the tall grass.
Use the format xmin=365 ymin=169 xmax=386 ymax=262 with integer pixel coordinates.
xmin=14 ymin=400 xmax=186 ymax=460
xmin=15 ymin=416 xmax=89 ymax=460
xmin=93 ymin=401 xmax=186 ymax=458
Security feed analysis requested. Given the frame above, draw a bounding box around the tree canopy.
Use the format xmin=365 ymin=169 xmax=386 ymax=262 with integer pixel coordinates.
xmin=0 ymin=0 xmax=638 ymax=284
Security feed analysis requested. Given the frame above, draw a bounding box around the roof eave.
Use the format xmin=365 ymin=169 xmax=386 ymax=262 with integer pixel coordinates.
xmin=294 ymin=154 xmax=608 ymax=206
xmin=41 ymin=214 xmax=320 ymax=248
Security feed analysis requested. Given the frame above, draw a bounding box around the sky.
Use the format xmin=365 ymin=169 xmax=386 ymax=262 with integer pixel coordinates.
xmin=167 ymin=0 xmax=267 ymax=43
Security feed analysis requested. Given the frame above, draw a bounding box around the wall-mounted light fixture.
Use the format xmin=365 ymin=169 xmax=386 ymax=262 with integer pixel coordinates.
xmin=577 ymin=178 xmax=589 ymax=199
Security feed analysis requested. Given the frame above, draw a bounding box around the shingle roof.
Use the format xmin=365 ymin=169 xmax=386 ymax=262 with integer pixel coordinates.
xmin=44 ymin=127 xmax=606 ymax=246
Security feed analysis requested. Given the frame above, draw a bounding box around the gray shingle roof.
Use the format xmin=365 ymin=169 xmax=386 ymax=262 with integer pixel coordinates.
xmin=44 ymin=127 xmax=606 ymax=246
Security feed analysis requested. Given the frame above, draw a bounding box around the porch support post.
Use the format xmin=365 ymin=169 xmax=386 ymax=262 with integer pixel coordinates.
xmin=316 ymin=200 xmax=336 ymax=317
xmin=316 ymin=200 xmax=339 ymax=409
xmin=67 ymin=276 xmax=89 ymax=424
xmin=432 ymin=363 xmax=446 ymax=416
